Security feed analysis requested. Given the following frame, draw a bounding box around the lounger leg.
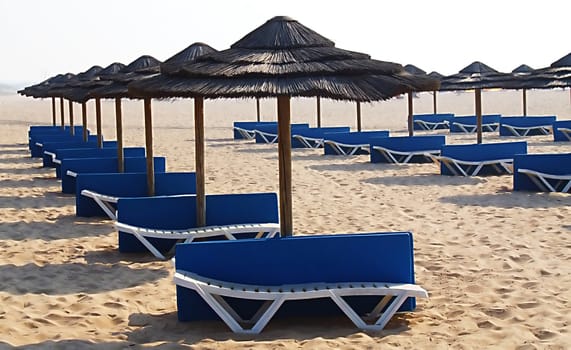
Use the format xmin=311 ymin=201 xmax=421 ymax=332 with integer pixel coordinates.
xmin=524 ymin=173 xmax=551 ymax=192
xmin=92 ymin=197 xmax=117 ymax=220
xmin=130 ymin=231 xmax=166 ymax=260
xmin=561 ymin=181 xmax=571 ymax=193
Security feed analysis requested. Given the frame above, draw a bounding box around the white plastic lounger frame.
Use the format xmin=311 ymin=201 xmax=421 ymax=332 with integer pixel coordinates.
xmin=35 ymin=142 xmax=44 ymax=147
xmin=292 ymin=134 xmax=324 ymax=148
xmin=451 ymin=122 xmax=499 ymax=133
xmin=254 ymin=130 xmax=279 ymax=144
xmin=324 ymin=140 xmax=369 ymax=155
xmin=427 ymin=154 xmax=514 ymax=176
xmin=66 ymin=170 xmax=78 ymax=178
xmin=115 ymin=222 xmax=281 ymax=260
xmin=44 ymin=150 xmax=56 ymax=160
xmin=502 ymin=124 xmax=552 ymax=137
xmin=174 ymin=270 xmax=428 ymax=334
xmin=518 ymin=168 xmax=571 ymax=193
xmin=81 ymin=189 xmax=119 ymax=220
xmin=372 ymin=146 xmax=440 ymax=164
xmin=414 ymin=120 xmax=449 ymax=131
xmin=233 ymin=127 xmax=257 ymax=140
xmin=557 ymin=128 xmax=571 ymax=141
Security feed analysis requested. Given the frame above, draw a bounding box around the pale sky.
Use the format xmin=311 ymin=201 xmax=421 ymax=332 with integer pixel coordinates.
xmin=1 ymin=0 xmax=569 ymax=86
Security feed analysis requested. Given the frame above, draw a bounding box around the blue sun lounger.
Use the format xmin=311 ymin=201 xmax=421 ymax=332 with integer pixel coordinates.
xmin=233 ymin=122 xmax=277 ymax=140
xmin=174 ymin=231 xmax=427 ymax=333
xmin=499 ymin=116 xmax=556 ymax=137
xmin=449 ymin=114 xmax=501 ymax=133
xmin=76 ymin=172 xmax=197 ymax=218
xmin=370 ymin=135 xmax=446 ymax=164
xmin=413 ymin=113 xmax=454 ymax=131
xmin=553 ymin=121 xmax=571 ymax=142
xmin=427 ymin=141 xmax=527 ymax=176
xmin=43 ymin=140 xmax=116 ymax=168
xmin=254 ymin=124 xmax=310 ymax=144
xmin=114 ymin=192 xmax=280 ymax=259
xmin=61 ymin=156 xmax=166 ymax=194
xmin=291 ymin=126 xmax=351 ymax=148
xmin=31 ymin=132 xmax=94 ymax=158
xmin=323 ymin=131 xmax=389 ymax=155
xmin=28 ymin=125 xmax=86 ymax=152
xmin=513 ymin=153 xmax=571 ymax=193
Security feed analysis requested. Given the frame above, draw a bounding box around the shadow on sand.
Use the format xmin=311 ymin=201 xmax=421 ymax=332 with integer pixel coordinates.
xmin=439 ymin=190 xmax=571 ymax=209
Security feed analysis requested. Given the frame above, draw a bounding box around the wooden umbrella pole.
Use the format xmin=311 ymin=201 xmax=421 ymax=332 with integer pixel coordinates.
xmin=144 ymin=98 xmax=155 ymax=196
xmin=59 ymin=97 xmax=65 ymax=130
xmin=433 ymin=91 xmax=438 ymax=114
xmin=356 ymin=101 xmax=362 ymax=131
xmin=408 ymin=92 xmax=414 ymax=136
xmin=277 ymin=95 xmax=293 ymax=237
xmin=51 ymin=97 xmax=56 ymax=126
xmin=95 ymin=98 xmax=103 ymax=148
xmin=316 ymin=96 xmax=321 ymax=127
xmin=194 ymin=97 xmax=206 ymax=227
xmin=522 ymin=89 xmax=527 ymax=116
xmin=68 ymin=100 xmax=74 ymax=136
xmin=81 ymin=102 xmax=88 ymax=142
xmin=256 ymin=97 xmax=261 ymax=122
xmin=115 ymin=98 xmax=124 ymax=172
xmin=475 ymin=89 xmax=483 ymax=144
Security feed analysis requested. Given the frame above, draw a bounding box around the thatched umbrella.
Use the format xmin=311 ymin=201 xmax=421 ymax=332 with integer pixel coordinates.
xmin=440 ymin=61 xmax=514 ymax=143
xmin=404 ymin=64 xmax=429 ymax=135
xmin=428 ymin=71 xmax=444 ymax=113
xmin=512 ymin=64 xmax=534 ymax=116
xmin=129 ymin=16 xmax=438 ymax=236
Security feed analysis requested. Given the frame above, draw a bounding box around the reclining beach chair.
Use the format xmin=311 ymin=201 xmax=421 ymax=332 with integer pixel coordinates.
xmin=413 ymin=113 xmax=454 ymax=131
xmin=233 ymin=122 xmax=277 ymax=140
xmin=114 ymin=192 xmax=280 ymax=259
xmin=370 ymin=135 xmax=446 ymax=164
xmin=499 ymin=116 xmax=556 ymax=137
xmin=254 ymin=124 xmax=309 ymax=144
xmin=449 ymin=114 xmax=501 ymax=133
xmin=291 ymin=126 xmax=351 ymax=149
xmin=553 ymin=121 xmax=571 ymax=141
xmin=427 ymin=141 xmax=527 ymax=176
xmin=323 ymin=130 xmax=389 ymax=156
xmin=513 ymin=153 xmax=571 ymax=193
xmin=174 ymin=232 xmax=427 ymax=333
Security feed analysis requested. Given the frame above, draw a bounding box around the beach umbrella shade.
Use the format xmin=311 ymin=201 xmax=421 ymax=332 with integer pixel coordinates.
xmin=404 ymin=64 xmax=429 ymax=135
xmin=511 ymin=64 xmax=535 ymax=116
xmin=129 ymin=16 xmax=438 ymax=236
xmin=440 ymin=61 xmax=516 ymax=143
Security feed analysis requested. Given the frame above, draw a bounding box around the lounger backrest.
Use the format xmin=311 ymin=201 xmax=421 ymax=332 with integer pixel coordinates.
xmin=413 ymin=113 xmax=455 ymax=129
xmin=233 ymin=121 xmax=277 ymax=139
xmin=450 ymin=114 xmax=501 ymax=132
xmin=553 ymin=120 xmax=571 ymax=141
xmin=29 ymin=125 xmax=85 ymax=136
xmin=441 ymin=141 xmax=527 ymax=161
xmin=499 ymin=116 xmax=556 ymax=136
xmin=291 ymin=127 xmax=351 ymax=148
xmin=513 ymin=153 xmax=571 ymax=191
xmin=55 ymin=147 xmax=145 ymax=161
xmin=369 ymin=135 xmax=446 ymax=152
xmin=324 ymin=130 xmax=390 ymax=144
xmin=175 ymin=232 xmax=417 ymax=320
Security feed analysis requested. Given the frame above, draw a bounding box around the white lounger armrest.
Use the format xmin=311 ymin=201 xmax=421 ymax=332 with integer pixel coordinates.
xmin=292 ymin=135 xmax=324 ymax=148
xmin=518 ymin=168 xmax=571 ymax=193
xmin=114 ymin=222 xmax=281 ymax=260
xmin=253 ymin=130 xmax=279 ymax=144
xmin=35 ymin=142 xmax=43 ymax=147
xmin=557 ymin=127 xmax=571 ymax=141
xmin=66 ymin=170 xmax=78 ymax=178
xmin=174 ymin=270 xmax=428 ymax=334
xmin=80 ymin=190 xmax=120 ymax=220
xmin=233 ymin=127 xmax=257 ymax=140
xmin=502 ymin=124 xmax=552 ymax=137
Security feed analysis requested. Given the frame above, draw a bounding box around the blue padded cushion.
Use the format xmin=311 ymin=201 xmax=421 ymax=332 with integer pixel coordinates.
xmin=370 ymin=135 xmax=446 ymax=163
xmin=440 ymin=142 xmax=527 ymax=176
xmin=499 ymin=116 xmax=556 ymax=136
xmin=513 ymin=153 xmax=571 ymax=191
xmin=175 ymin=231 xmax=417 ymax=321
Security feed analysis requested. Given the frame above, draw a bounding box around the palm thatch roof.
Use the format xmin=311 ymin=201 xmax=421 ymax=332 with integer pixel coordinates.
xmin=505 ymin=54 xmax=571 ymax=90
xmin=439 ymin=61 xmax=515 ymax=91
xmin=428 ymin=71 xmax=444 ymax=79
xmin=512 ymin=64 xmax=534 ymax=74
xmin=550 ymin=52 xmax=571 ymax=68
xmin=404 ymin=64 xmax=427 ymax=75
xmin=129 ymin=16 xmax=439 ymax=101
xmin=19 ymin=73 xmax=77 ymax=98
xmin=161 ymin=42 xmax=218 ymax=74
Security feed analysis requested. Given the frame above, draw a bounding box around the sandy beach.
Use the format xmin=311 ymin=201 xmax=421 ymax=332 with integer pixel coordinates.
xmin=0 ymin=88 xmax=570 ymax=349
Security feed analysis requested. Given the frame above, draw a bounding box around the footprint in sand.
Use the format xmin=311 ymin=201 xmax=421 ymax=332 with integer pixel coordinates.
xmin=517 ymin=302 xmax=540 ymax=309
xmin=477 ymin=320 xmax=502 ymax=330
xmin=482 ymin=307 xmax=511 ymax=320
xmin=531 ymin=328 xmax=558 ymax=340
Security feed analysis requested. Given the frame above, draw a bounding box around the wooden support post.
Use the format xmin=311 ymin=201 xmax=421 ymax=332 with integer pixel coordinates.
xmin=95 ymin=98 xmax=103 ymax=148
xmin=194 ymin=97 xmax=206 ymax=227
xmin=475 ymin=89 xmax=483 ymax=144
xmin=115 ymin=98 xmax=124 ymax=173
xmin=59 ymin=97 xmax=65 ymax=129
xmin=522 ymin=89 xmax=527 ymax=116
xmin=277 ymin=95 xmax=293 ymax=237
xmin=68 ymin=100 xmax=74 ymax=136
xmin=144 ymin=98 xmax=155 ymax=196
xmin=256 ymin=97 xmax=261 ymax=122
xmin=408 ymin=92 xmax=414 ymax=136
xmin=81 ymin=102 xmax=88 ymax=142
xmin=51 ymin=97 xmax=56 ymax=126
xmin=356 ymin=101 xmax=362 ymax=132
xmin=316 ymin=96 xmax=321 ymax=127
xmin=433 ymin=91 xmax=438 ymax=114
